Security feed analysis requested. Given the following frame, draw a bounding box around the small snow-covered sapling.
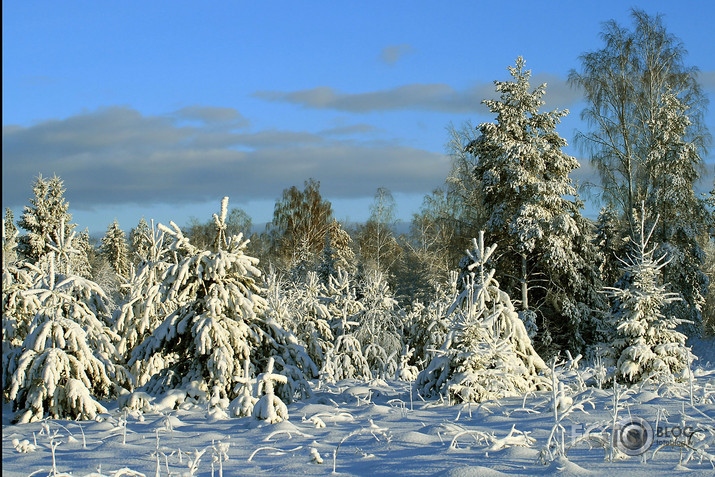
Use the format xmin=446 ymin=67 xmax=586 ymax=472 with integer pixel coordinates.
xmin=211 ymin=440 xmax=230 ymax=477
xmin=252 ymin=357 xmax=289 ymax=423
xmin=229 ymin=359 xmax=257 ymax=418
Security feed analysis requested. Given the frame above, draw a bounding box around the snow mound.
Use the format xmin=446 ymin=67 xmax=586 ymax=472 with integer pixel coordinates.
xmin=635 ymin=390 xmax=660 ymax=403
xmin=545 ymin=456 xmax=594 ymax=475
xmin=397 ymin=430 xmax=439 ymax=445
xmin=150 ymin=414 xmax=184 ymax=430
xmin=435 ymin=466 xmax=508 ymax=477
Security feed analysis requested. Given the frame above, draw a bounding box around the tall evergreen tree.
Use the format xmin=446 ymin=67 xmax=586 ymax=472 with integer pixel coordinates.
xmin=129 ymin=216 xmax=152 ymax=266
xmin=468 ymin=57 xmax=603 ymax=353
xmin=319 ymin=219 xmax=356 ymax=282
xmin=18 ymin=175 xmax=74 ymax=264
xmin=101 ymin=219 xmax=130 ymax=278
xmin=595 ymin=205 xmax=626 ymax=288
xmin=71 ymin=229 xmax=94 ymax=280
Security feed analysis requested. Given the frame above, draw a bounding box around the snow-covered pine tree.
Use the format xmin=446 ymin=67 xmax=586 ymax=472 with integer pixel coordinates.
xmin=113 ymin=220 xmax=175 ymax=377
xmin=320 ymin=268 xmax=370 ymax=381
xmin=71 ymin=229 xmax=95 ymax=280
xmin=318 ymin=219 xmax=356 ymax=283
xmin=228 ymin=359 xmax=257 ymax=418
xmin=129 ymin=198 xmax=315 ymax=407
xmin=403 ymin=271 xmax=458 ymax=368
xmin=288 ymin=271 xmax=333 ymax=371
xmin=325 ymin=268 xmax=363 ymax=337
xmin=602 ymin=204 xmax=694 ymax=385
xmin=321 ymin=333 xmax=371 ymax=383
xmin=2 ymin=228 xmax=38 ymax=381
xmin=101 ymin=219 xmax=130 ymax=278
xmin=129 ymin=217 xmax=152 ymax=266
xmin=595 ymin=205 xmax=627 ymax=288
xmin=417 ymin=232 xmax=550 ymax=403
xmin=17 ymin=175 xmax=74 ymax=264
xmin=354 ymin=271 xmax=403 ymax=379
xmin=263 ymin=268 xmax=295 ymax=332
xmin=252 ymin=357 xmax=289 ymax=423
xmin=3 ymin=220 xmax=127 ymax=422
xmin=468 ymin=57 xmax=603 ymax=354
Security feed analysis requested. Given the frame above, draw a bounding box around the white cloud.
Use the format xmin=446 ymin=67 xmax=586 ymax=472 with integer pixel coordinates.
xmin=253 ymin=75 xmax=581 ymax=114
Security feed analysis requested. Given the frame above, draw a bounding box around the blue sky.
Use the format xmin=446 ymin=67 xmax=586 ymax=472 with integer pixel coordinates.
xmin=3 ymin=1 xmax=714 ymax=235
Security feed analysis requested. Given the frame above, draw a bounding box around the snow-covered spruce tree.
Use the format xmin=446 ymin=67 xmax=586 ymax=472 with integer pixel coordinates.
xmin=602 ymin=205 xmax=694 ymax=385
xmin=2 ymin=210 xmax=29 ymax=355
xmin=318 ymin=219 xmax=356 ymax=283
xmin=129 ymin=216 xmax=152 ymax=266
xmin=2 ymin=229 xmax=39 ymax=385
xmin=113 ymin=220 xmax=175 ymax=377
xmin=101 ymin=219 xmax=130 ymax=278
xmin=403 ymin=271 xmax=458 ymax=368
xmin=263 ymin=268 xmax=295 ymax=332
xmin=4 ymin=219 xmax=127 ymax=422
xmin=417 ymin=232 xmax=550 ymax=403
xmin=325 ymin=268 xmax=363 ymax=337
xmin=252 ymin=357 xmax=289 ymax=423
xmin=262 ymin=269 xmax=333 ymax=372
xmin=72 ymin=229 xmax=95 ymax=280
xmin=354 ymin=270 xmax=403 ymax=379
xmin=287 ymin=271 xmax=334 ymax=371
xmin=595 ymin=205 xmax=627 ymax=289
xmin=129 ymin=198 xmax=315 ymax=407
xmin=468 ymin=57 xmax=604 ymax=354
xmin=320 ymin=268 xmax=370 ymax=381
xmin=17 ymin=174 xmax=75 ymax=264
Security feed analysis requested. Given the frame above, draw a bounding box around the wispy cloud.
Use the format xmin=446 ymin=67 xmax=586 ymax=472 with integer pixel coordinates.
xmin=380 ymin=44 xmax=413 ymax=66
xmin=172 ymin=105 xmax=251 ymax=127
xmin=253 ymin=75 xmax=582 ymax=114
xmin=319 ymin=124 xmax=381 ymax=136
xmin=2 ymin=106 xmax=449 ymax=211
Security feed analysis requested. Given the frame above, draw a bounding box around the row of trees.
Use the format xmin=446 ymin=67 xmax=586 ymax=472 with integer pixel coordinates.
xmin=1 ymin=9 xmax=712 ymax=422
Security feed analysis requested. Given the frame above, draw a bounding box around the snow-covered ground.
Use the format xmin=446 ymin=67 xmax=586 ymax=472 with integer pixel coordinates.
xmin=3 ymin=345 xmax=715 ymax=477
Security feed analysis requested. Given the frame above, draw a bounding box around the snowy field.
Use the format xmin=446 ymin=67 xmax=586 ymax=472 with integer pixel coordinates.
xmin=3 ymin=339 xmax=715 ymax=477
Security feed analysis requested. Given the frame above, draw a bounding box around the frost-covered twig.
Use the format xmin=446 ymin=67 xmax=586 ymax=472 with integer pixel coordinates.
xmin=264 ymin=428 xmax=313 ymax=441
xmin=449 ymin=429 xmax=492 ymax=449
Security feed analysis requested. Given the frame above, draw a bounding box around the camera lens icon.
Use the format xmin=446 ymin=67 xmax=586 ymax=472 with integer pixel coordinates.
xmin=614 ymin=417 xmax=653 ymax=456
